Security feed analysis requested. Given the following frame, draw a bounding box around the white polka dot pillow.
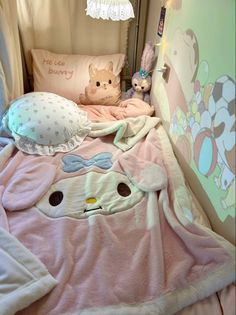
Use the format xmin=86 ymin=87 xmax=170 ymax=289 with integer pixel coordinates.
xmin=2 ymin=92 xmax=91 ymax=155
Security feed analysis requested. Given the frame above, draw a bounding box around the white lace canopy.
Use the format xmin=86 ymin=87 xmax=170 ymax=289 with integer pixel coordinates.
xmin=86 ymin=0 xmax=135 ymax=21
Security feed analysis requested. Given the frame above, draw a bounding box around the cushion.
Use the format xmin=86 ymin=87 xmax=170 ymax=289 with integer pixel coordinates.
xmin=2 ymin=92 xmax=91 ymax=155
xmin=31 ymin=49 xmax=126 ymax=105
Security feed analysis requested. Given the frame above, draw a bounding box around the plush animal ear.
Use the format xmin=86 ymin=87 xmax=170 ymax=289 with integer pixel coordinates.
xmin=118 ymin=154 xmax=167 ymax=192
xmin=89 ymin=63 xmax=97 ymax=77
xmin=105 ymin=61 xmax=113 ymax=72
xmin=2 ymin=162 xmax=57 ymax=211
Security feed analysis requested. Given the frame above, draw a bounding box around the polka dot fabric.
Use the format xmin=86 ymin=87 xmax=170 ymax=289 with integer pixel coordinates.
xmin=2 ymin=92 xmax=91 ymax=155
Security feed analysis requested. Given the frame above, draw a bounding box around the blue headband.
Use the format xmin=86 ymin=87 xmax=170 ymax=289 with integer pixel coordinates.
xmin=139 ymin=69 xmax=149 ymax=79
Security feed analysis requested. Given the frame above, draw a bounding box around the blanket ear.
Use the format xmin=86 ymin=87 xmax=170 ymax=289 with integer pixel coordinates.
xmin=2 ymin=163 xmax=56 ymax=211
xmin=118 ymin=154 xmax=167 ymax=192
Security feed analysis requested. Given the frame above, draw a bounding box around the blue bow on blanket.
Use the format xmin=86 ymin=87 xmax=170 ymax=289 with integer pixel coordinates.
xmin=62 ymin=152 xmax=113 ymax=173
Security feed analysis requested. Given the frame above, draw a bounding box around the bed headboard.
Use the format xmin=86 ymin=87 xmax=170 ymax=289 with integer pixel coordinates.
xmin=150 ymin=0 xmax=235 ymax=244
xmin=1 ymin=0 xmax=151 ymax=119
xmin=17 ymin=0 xmax=130 ymax=89
xmin=0 ymin=0 xmax=133 ymax=118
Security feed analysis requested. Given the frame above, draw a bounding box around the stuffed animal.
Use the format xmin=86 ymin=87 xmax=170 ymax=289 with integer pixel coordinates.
xmin=79 ymin=61 xmax=121 ymax=106
xmin=125 ymin=42 xmax=155 ymax=104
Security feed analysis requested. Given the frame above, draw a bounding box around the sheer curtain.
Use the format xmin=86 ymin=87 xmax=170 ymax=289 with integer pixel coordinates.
xmin=17 ymin=0 xmax=130 ymax=77
xmin=0 ymin=0 xmax=23 ymax=121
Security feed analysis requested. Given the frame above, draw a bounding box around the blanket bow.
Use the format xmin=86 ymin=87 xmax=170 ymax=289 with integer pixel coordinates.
xmin=62 ymin=152 xmax=113 ymax=173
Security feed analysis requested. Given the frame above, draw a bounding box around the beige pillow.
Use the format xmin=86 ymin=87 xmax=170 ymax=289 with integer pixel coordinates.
xmin=31 ymin=49 xmax=125 ymax=105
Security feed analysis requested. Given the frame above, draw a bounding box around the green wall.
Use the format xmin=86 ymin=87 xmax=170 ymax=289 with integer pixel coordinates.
xmin=152 ymin=0 xmax=235 ymax=224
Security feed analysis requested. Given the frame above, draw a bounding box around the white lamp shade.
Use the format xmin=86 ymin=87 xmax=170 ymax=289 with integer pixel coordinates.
xmin=86 ymin=0 xmax=135 ymax=21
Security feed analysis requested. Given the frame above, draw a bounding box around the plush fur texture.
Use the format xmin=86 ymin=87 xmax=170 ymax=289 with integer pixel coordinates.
xmin=140 ymin=42 xmax=155 ymax=72
xmin=125 ymin=42 xmax=155 ymax=104
xmin=79 ymin=62 xmax=121 ymax=106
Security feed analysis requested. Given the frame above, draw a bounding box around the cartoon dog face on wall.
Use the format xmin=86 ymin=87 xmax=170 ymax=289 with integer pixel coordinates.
xmin=79 ymin=61 xmax=121 ymax=106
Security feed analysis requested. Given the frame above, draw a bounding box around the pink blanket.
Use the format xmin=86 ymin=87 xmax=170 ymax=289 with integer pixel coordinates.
xmin=79 ymin=98 xmax=155 ymax=121
xmin=0 ymin=126 xmax=235 ymax=315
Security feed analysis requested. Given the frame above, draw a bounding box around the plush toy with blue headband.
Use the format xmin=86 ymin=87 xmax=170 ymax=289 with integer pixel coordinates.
xmin=125 ymin=42 xmax=155 ymax=104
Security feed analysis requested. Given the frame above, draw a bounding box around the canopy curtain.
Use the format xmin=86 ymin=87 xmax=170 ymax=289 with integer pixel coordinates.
xmin=17 ymin=0 xmax=130 ymax=80
xmin=0 ymin=0 xmax=23 ymax=121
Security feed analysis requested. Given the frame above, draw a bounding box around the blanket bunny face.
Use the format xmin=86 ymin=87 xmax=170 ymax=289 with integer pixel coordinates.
xmin=2 ymin=138 xmax=167 ymax=219
xmin=36 ymin=171 xmax=144 ymax=219
xmin=79 ymin=61 xmax=121 ymax=106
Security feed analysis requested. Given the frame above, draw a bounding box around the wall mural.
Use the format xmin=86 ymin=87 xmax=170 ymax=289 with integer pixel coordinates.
xmin=154 ymin=0 xmax=235 ymax=222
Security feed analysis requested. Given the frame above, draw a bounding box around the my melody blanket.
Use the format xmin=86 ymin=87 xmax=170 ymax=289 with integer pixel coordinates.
xmin=0 ymin=118 xmax=235 ymax=315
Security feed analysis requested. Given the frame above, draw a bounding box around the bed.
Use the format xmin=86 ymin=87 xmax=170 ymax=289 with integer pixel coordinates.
xmin=0 ymin=44 xmax=235 ymax=315
xmin=0 ymin=91 xmax=235 ymax=315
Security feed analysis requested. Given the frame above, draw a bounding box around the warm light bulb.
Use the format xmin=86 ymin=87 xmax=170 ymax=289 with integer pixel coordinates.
xmin=160 ymin=35 xmax=168 ymax=54
xmin=165 ymin=0 xmax=173 ymax=8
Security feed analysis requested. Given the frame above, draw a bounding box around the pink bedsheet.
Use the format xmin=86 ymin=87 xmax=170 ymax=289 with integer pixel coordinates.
xmin=79 ymin=98 xmax=155 ymax=121
xmin=0 ymin=124 xmax=235 ymax=315
xmin=176 ymin=284 xmax=235 ymax=315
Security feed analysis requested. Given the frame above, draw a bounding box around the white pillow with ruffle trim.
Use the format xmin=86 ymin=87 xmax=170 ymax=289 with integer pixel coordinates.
xmin=2 ymin=92 xmax=91 ymax=155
